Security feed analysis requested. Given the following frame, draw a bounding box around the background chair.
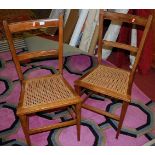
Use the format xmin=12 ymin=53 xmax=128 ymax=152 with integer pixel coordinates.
xmin=3 ymin=15 xmax=82 ymax=145
xmin=74 ymin=10 xmax=152 ymax=138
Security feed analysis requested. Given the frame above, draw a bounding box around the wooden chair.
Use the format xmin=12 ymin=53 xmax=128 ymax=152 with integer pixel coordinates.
xmin=74 ymin=10 xmax=152 ymax=138
xmin=3 ymin=15 xmax=82 ymax=145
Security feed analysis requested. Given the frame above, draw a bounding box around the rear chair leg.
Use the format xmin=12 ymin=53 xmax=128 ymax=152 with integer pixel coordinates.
xmin=19 ymin=115 xmax=31 ymax=145
xmin=74 ymin=85 xmax=82 ymax=141
xmin=116 ymin=101 xmax=129 ymax=139
xmin=74 ymin=85 xmax=82 ymax=96
xmin=76 ymin=102 xmax=81 ymax=141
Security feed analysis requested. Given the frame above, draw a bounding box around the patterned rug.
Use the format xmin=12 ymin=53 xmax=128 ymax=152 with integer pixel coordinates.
xmin=0 ymin=51 xmax=155 ymax=146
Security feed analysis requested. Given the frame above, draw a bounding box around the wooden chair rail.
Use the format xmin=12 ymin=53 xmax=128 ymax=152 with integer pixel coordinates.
xmin=102 ymin=40 xmax=138 ymax=54
xmin=101 ymin=11 xmax=147 ymax=26
xmin=17 ymin=49 xmax=58 ymax=61
xmin=82 ymin=104 xmax=120 ymax=121
xmin=8 ymin=19 xmax=59 ymax=33
xmin=29 ymin=119 xmax=76 ymax=135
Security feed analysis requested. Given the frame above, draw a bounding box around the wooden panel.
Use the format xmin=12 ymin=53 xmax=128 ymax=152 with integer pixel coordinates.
xmin=102 ymin=11 xmax=147 ymax=26
xmin=102 ymin=40 xmax=138 ymax=54
xmin=9 ymin=19 xmax=59 ymax=33
xmin=17 ymin=50 xmax=58 ymax=61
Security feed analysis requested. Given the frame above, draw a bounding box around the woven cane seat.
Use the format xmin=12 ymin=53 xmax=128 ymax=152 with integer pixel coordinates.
xmin=80 ymin=65 xmax=131 ymax=101
xmin=19 ymin=74 xmax=79 ymax=114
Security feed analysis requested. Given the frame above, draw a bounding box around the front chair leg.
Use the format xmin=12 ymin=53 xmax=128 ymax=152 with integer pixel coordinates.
xmin=19 ymin=115 xmax=31 ymax=145
xmin=116 ymin=101 xmax=129 ymax=139
xmin=74 ymin=85 xmax=81 ymax=141
xmin=76 ymin=102 xmax=81 ymax=141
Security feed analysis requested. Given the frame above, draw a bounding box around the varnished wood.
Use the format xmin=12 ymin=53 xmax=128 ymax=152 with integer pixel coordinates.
xmin=9 ymin=19 xmax=59 ymax=33
xmin=76 ymin=103 xmax=81 ymax=141
xmin=75 ymin=10 xmax=152 ymax=139
xmin=128 ymin=14 xmax=153 ymax=94
xmin=102 ymin=40 xmax=138 ymax=54
xmin=3 ymin=17 xmax=63 ymax=78
xmin=3 ymin=20 xmax=24 ymax=81
xmin=19 ymin=115 xmax=31 ymax=145
xmin=116 ymin=101 xmax=129 ymax=138
xmin=17 ymin=96 xmax=81 ymax=115
xmin=98 ymin=12 xmax=104 ymax=64
xmin=58 ymin=15 xmax=63 ymax=75
xmin=102 ymin=11 xmax=148 ymax=26
xmin=29 ymin=120 xmax=76 ymax=135
xmin=82 ymin=104 xmax=120 ymax=121
xmin=74 ymin=84 xmax=81 ymax=141
xmin=4 ymin=15 xmax=82 ymax=145
xmin=17 ymin=50 xmax=58 ymax=61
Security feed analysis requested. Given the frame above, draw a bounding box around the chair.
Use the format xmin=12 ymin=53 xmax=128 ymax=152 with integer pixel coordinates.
xmin=74 ymin=10 xmax=152 ymax=138
xmin=3 ymin=15 xmax=82 ymax=145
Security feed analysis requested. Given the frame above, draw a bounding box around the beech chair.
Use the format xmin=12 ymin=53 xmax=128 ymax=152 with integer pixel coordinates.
xmin=3 ymin=15 xmax=82 ymax=145
xmin=74 ymin=10 xmax=152 ymax=138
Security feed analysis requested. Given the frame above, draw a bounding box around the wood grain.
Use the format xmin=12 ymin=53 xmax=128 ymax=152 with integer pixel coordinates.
xmin=75 ymin=10 xmax=153 ymax=139
xmin=4 ymin=15 xmax=82 ymax=145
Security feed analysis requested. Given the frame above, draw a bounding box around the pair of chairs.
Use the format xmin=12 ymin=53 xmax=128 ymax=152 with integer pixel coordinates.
xmin=3 ymin=10 xmax=152 ymax=145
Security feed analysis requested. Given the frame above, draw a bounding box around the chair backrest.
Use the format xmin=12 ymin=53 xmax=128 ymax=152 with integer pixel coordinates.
xmin=98 ymin=10 xmax=152 ymax=94
xmin=3 ymin=15 xmax=63 ymax=81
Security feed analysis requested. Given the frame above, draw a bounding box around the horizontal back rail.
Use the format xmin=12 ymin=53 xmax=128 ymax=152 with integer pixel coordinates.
xmin=3 ymin=15 xmax=63 ymax=81
xmin=17 ymin=50 xmax=58 ymax=61
xmin=9 ymin=19 xmax=59 ymax=33
xmin=102 ymin=11 xmax=147 ymax=26
xmin=102 ymin=40 xmax=138 ymax=53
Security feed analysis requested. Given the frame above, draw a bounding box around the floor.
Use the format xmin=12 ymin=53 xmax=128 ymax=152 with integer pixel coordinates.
xmin=1 ymin=52 xmax=154 ymax=145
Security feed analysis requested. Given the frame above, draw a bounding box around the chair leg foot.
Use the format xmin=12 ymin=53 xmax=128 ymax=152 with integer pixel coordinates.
xmin=116 ymin=101 xmax=129 ymax=139
xmin=19 ymin=115 xmax=31 ymax=145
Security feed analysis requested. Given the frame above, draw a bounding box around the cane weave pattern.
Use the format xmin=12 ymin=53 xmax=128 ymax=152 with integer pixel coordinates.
xmin=23 ymin=74 xmax=75 ymax=108
xmin=81 ymin=65 xmax=130 ymax=95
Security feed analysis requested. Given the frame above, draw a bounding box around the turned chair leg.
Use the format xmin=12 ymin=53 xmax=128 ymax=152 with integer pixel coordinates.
xmin=19 ymin=115 xmax=31 ymax=145
xmin=116 ymin=101 xmax=129 ymax=139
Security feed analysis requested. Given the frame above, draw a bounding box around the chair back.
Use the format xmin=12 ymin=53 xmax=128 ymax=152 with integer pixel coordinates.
xmin=98 ymin=10 xmax=152 ymax=94
xmin=3 ymin=15 xmax=63 ymax=81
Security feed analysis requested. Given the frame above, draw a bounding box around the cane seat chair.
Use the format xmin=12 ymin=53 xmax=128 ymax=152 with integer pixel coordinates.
xmin=74 ymin=10 xmax=152 ymax=138
xmin=3 ymin=15 xmax=82 ymax=145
